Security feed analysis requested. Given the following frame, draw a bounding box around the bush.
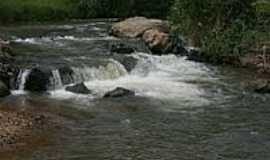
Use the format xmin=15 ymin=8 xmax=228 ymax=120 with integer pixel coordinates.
xmin=75 ymin=0 xmax=173 ymax=19
xmin=74 ymin=0 xmax=133 ymax=18
xmin=170 ymin=0 xmax=269 ymax=63
xmin=0 ymin=0 xmax=174 ymax=22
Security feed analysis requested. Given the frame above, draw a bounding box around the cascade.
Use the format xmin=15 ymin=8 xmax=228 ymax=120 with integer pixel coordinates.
xmin=16 ymin=69 xmax=31 ymax=90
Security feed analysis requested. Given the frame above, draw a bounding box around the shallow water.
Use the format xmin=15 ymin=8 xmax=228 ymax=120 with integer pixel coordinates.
xmin=1 ymin=21 xmax=270 ymax=160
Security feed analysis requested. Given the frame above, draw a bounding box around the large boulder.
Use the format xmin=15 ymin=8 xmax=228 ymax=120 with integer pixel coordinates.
xmin=110 ymin=17 xmax=188 ymax=55
xmin=66 ymin=83 xmax=91 ymax=94
xmin=24 ymin=68 xmax=51 ymax=92
xmin=142 ymin=29 xmax=172 ymax=54
xmin=0 ymin=80 xmax=10 ymax=97
xmin=104 ymin=87 xmax=135 ymax=98
xmin=111 ymin=17 xmax=170 ymax=38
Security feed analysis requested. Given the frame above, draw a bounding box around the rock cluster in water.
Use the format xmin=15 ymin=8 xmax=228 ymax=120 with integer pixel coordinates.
xmin=110 ymin=17 xmax=187 ymax=55
xmin=66 ymin=82 xmax=92 ymax=94
xmin=104 ymin=87 xmax=135 ymax=98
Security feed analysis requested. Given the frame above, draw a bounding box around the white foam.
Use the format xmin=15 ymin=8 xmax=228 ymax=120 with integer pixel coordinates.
xmin=13 ymin=36 xmax=119 ymax=45
xmin=51 ymin=53 xmax=213 ymax=107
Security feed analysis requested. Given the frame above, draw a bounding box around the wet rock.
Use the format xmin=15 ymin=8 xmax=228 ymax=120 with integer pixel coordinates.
xmin=170 ymin=34 xmax=189 ymax=55
xmin=0 ymin=80 xmax=10 ymax=97
xmin=24 ymin=68 xmax=51 ymax=92
xmin=111 ymin=17 xmax=188 ymax=55
xmin=254 ymin=80 xmax=270 ymax=94
xmin=111 ymin=43 xmax=135 ymax=54
xmin=186 ymin=48 xmax=205 ymax=62
xmin=0 ymin=38 xmax=18 ymax=88
xmin=142 ymin=29 xmax=172 ymax=54
xmin=58 ymin=66 xmax=74 ymax=85
xmin=0 ymin=39 xmax=13 ymax=57
xmin=114 ymin=56 xmax=138 ymax=72
xmin=111 ymin=17 xmax=170 ymax=38
xmin=66 ymin=82 xmax=91 ymax=94
xmin=104 ymin=87 xmax=135 ymax=98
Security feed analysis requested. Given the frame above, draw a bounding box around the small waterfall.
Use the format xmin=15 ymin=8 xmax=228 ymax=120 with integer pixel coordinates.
xmin=50 ymin=70 xmax=63 ymax=89
xmin=71 ymin=59 xmax=128 ymax=83
xmin=12 ymin=59 xmax=129 ymax=93
xmin=16 ymin=69 xmax=31 ymax=90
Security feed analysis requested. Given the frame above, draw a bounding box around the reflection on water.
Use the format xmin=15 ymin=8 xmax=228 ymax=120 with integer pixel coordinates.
xmin=0 ymin=21 xmax=270 ymax=160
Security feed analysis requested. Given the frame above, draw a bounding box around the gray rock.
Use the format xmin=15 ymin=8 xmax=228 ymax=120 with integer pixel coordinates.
xmin=58 ymin=66 xmax=74 ymax=85
xmin=114 ymin=56 xmax=138 ymax=72
xmin=104 ymin=87 xmax=135 ymax=98
xmin=111 ymin=43 xmax=135 ymax=54
xmin=24 ymin=68 xmax=51 ymax=92
xmin=66 ymin=83 xmax=91 ymax=94
xmin=254 ymin=80 xmax=270 ymax=94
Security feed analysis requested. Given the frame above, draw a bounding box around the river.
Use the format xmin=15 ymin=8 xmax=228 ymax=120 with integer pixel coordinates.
xmin=0 ymin=20 xmax=269 ymax=160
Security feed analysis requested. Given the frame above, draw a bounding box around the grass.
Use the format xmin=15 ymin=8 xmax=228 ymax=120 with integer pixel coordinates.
xmin=0 ymin=0 xmax=75 ymax=23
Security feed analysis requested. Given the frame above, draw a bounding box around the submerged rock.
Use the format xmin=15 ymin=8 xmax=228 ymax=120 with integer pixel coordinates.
xmin=111 ymin=17 xmax=170 ymax=38
xmin=254 ymin=80 xmax=270 ymax=94
xmin=66 ymin=83 xmax=91 ymax=94
xmin=24 ymin=68 xmax=51 ymax=92
xmin=0 ymin=80 xmax=10 ymax=97
xmin=111 ymin=43 xmax=135 ymax=54
xmin=104 ymin=87 xmax=135 ymax=98
xmin=114 ymin=56 xmax=138 ymax=72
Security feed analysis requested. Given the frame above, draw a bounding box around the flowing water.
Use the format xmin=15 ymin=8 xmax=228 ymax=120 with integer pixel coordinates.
xmin=0 ymin=20 xmax=270 ymax=160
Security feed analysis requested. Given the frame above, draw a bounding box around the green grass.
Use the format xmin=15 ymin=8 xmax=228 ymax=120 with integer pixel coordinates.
xmin=0 ymin=0 xmax=75 ymax=23
xmin=0 ymin=0 xmax=173 ymax=23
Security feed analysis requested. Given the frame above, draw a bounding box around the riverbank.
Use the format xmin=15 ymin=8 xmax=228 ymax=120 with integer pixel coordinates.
xmin=0 ymin=106 xmax=49 ymax=154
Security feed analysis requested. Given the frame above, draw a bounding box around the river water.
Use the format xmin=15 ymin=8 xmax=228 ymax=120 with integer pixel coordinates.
xmin=0 ymin=20 xmax=270 ymax=160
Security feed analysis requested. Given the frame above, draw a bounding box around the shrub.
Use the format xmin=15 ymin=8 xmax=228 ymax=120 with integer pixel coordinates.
xmin=169 ymin=0 xmax=269 ymax=62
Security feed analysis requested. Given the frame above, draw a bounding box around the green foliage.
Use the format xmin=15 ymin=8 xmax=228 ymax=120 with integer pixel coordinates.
xmin=170 ymin=0 xmax=269 ymax=63
xmin=255 ymin=0 xmax=270 ymax=14
xmin=75 ymin=0 xmax=173 ymax=19
xmin=131 ymin=0 xmax=173 ymax=18
xmin=75 ymin=0 xmax=133 ymax=18
xmin=0 ymin=0 xmax=173 ymax=22
xmin=0 ymin=0 xmax=74 ymax=22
